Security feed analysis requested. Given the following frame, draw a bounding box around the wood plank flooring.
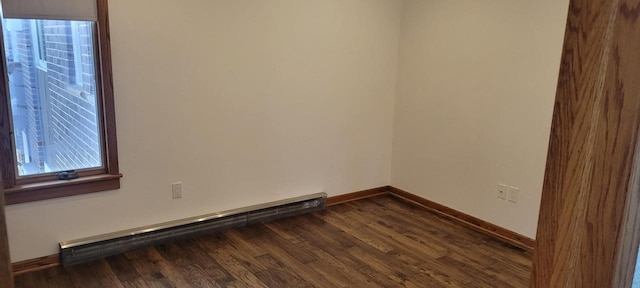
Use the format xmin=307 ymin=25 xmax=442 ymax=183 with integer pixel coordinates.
xmin=14 ymin=195 xmax=532 ymax=287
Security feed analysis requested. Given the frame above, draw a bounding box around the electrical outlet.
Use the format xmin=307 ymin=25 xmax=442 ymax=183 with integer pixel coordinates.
xmin=508 ymin=186 xmax=520 ymax=203
xmin=497 ymin=184 xmax=508 ymax=200
xmin=172 ymin=182 xmax=183 ymax=199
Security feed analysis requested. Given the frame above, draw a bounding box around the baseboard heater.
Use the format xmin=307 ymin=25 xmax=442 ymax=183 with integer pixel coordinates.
xmin=60 ymin=192 xmax=327 ymax=267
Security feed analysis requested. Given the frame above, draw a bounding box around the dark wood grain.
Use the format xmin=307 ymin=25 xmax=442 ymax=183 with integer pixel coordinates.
xmin=5 ymin=174 xmax=122 ymax=205
xmin=12 ymin=185 xmax=534 ymax=277
xmin=328 ymin=186 xmax=535 ymax=252
xmin=325 ymin=186 xmax=390 ymax=206
xmin=0 ymin=17 xmax=15 ymax=190
xmin=96 ymin=0 xmax=120 ymax=177
xmin=11 ymin=254 xmax=59 ymax=275
xmin=0 ymin=179 xmax=13 ymax=288
xmin=390 ymin=186 xmax=535 ymax=252
xmin=14 ymin=195 xmax=531 ymax=287
xmin=531 ymin=0 xmax=640 ymax=287
xmin=614 ymin=136 xmax=640 ymax=287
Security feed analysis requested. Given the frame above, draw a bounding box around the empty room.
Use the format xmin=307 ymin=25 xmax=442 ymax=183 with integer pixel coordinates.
xmin=2 ymin=0 xmax=640 ymax=287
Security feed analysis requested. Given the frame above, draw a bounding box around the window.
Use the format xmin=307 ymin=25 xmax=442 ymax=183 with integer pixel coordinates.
xmin=0 ymin=0 xmax=121 ymax=204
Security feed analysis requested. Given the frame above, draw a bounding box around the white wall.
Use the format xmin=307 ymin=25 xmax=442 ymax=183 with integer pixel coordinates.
xmin=391 ymin=0 xmax=569 ymax=238
xmin=5 ymin=0 xmax=572 ymax=261
xmin=6 ymin=0 xmax=402 ymax=261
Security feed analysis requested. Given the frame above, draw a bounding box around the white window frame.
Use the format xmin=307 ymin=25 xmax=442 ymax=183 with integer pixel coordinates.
xmin=29 ymin=20 xmax=46 ymax=71
xmin=70 ymin=21 xmax=83 ymax=87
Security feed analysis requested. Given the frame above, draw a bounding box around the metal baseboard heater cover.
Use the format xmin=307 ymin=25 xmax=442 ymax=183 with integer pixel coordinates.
xmin=60 ymin=193 xmax=326 ymax=267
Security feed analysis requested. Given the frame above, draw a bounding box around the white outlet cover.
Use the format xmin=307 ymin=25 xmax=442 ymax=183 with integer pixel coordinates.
xmin=497 ymin=184 xmax=508 ymax=200
xmin=172 ymin=182 xmax=183 ymax=199
xmin=508 ymin=186 xmax=520 ymax=203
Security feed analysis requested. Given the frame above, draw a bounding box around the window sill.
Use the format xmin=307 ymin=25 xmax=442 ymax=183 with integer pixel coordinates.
xmin=4 ymin=174 xmax=122 ymax=205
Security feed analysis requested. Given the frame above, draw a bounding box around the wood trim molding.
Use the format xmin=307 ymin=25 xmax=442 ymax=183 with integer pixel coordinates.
xmin=614 ymin=136 xmax=640 ymax=287
xmin=326 ymin=186 xmax=390 ymax=206
xmin=0 ymin=185 xmax=13 ymax=287
xmin=388 ymin=187 xmax=535 ymax=252
xmin=4 ymin=174 xmax=122 ymax=205
xmin=0 ymin=0 xmax=16 ymax=191
xmin=12 ymin=188 xmax=393 ymax=275
xmin=96 ymin=0 xmax=120 ymax=177
xmin=12 ymin=254 xmax=59 ymax=275
xmin=327 ymin=186 xmax=535 ymax=252
xmin=531 ymin=0 xmax=640 ymax=286
xmin=13 ymin=186 xmax=534 ymax=276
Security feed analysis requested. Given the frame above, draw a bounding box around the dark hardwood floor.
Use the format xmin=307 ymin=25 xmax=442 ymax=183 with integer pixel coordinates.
xmin=14 ymin=195 xmax=531 ymax=287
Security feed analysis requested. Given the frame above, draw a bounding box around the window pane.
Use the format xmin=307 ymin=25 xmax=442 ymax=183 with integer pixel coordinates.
xmin=2 ymin=19 xmax=102 ymax=176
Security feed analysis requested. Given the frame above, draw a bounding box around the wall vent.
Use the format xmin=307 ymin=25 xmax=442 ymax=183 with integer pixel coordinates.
xmin=60 ymin=193 xmax=326 ymax=267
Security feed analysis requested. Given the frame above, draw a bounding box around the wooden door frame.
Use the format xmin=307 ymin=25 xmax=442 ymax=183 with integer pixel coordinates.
xmin=1 ymin=180 xmax=13 ymax=287
xmin=0 ymin=1 xmax=639 ymax=288
xmin=531 ymin=0 xmax=640 ymax=287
